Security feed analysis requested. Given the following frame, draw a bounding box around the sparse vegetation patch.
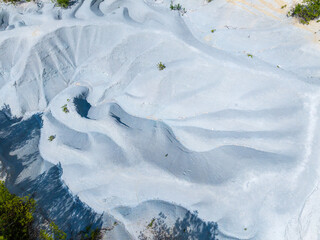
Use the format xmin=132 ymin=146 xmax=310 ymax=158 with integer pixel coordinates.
xmin=289 ymin=0 xmax=320 ymax=24
xmin=78 ymin=224 xmax=102 ymax=240
xmin=40 ymin=222 xmax=66 ymax=240
xmin=148 ymin=218 xmax=155 ymax=228
xmin=2 ymin=0 xmax=20 ymax=3
xmin=1 ymin=0 xmax=69 ymax=6
xmin=61 ymin=104 xmax=69 ymax=113
xmin=157 ymin=62 xmax=166 ymax=71
xmin=48 ymin=135 xmax=56 ymax=142
xmin=170 ymin=1 xmax=186 ymax=14
xmin=139 ymin=212 xmax=219 ymax=240
xmin=56 ymin=0 xmax=70 ymax=8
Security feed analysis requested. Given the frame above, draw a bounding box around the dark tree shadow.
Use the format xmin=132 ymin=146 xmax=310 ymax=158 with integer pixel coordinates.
xmin=0 ymin=105 xmax=102 ymax=239
xmin=73 ymin=94 xmax=91 ymax=119
xmin=139 ymin=211 xmax=219 ymax=240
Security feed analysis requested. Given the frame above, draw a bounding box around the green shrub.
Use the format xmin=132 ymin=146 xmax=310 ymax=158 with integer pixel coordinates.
xmin=289 ymin=0 xmax=320 ymax=24
xmin=2 ymin=0 xmax=20 ymax=3
xmin=48 ymin=135 xmax=56 ymax=142
xmin=247 ymin=53 xmax=253 ymax=58
xmin=40 ymin=222 xmax=66 ymax=240
xmin=0 ymin=181 xmax=36 ymax=240
xmin=157 ymin=62 xmax=166 ymax=71
xmin=147 ymin=218 xmax=155 ymax=228
xmin=56 ymin=0 xmax=69 ymax=8
xmin=61 ymin=104 xmax=69 ymax=113
xmin=78 ymin=225 xmax=102 ymax=240
xmin=170 ymin=3 xmax=182 ymax=10
xmin=1 ymin=0 xmax=34 ymax=3
xmin=170 ymin=2 xmax=186 ymax=14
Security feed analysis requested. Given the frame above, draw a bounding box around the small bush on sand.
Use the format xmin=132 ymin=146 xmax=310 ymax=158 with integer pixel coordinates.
xmin=157 ymin=62 xmax=166 ymax=71
xmin=148 ymin=219 xmax=155 ymax=228
xmin=61 ymin=104 xmax=69 ymax=113
xmin=289 ymin=0 xmax=320 ymax=24
xmin=170 ymin=3 xmax=182 ymax=10
xmin=170 ymin=2 xmax=186 ymax=14
xmin=48 ymin=135 xmax=56 ymax=142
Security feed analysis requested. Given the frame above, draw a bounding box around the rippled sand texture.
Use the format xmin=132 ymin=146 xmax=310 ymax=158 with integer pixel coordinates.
xmin=1 ymin=0 xmax=320 ymax=239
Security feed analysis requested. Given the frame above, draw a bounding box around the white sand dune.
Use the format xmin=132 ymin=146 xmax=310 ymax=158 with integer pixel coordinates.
xmin=1 ymin=0 xmax=320 ymax=239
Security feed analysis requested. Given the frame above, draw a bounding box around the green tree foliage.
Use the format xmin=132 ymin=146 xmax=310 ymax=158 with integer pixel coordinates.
xmin=0 ymin=181 xmax=36 ymax=240
xmin=1 ymin=0 xmax=20 ymax=3
xmin=2 ymin=0 xmax=69 ymax=7
xmin=40 ymin=222 xmax=67 ymax=240
xmin=57 ymin=0 xmax=70 ymax=8
xmin=0 ymin=181 xmax=102 ymax=240
xmin=289 ymin=0 xmax=320 ymax=24
xmin=78 ymin=225 xmax=102 ymax=240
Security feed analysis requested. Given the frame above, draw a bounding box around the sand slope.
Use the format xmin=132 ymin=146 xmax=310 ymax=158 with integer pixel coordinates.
xmin=1 ymin=0 xmax=320 ymax=239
